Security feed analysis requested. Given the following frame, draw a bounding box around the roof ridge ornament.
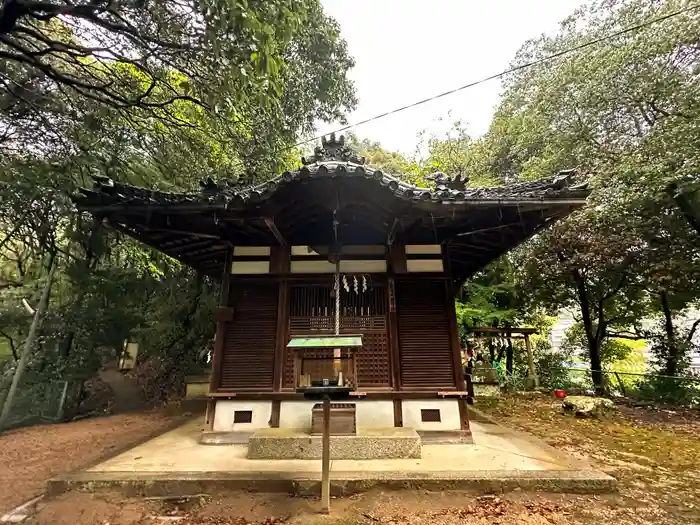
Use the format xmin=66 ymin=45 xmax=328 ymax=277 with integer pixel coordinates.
xmin=427 ymin=171 xmax=469 ymax=191
xmin=301 ymin=133 xmax=366 ymax=166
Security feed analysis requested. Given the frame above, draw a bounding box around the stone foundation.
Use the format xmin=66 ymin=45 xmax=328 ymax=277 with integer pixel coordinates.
xmin=247 ymin=427 xmax=421 ymax=460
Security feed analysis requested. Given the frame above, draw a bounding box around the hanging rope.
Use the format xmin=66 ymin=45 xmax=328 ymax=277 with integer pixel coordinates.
xmin=333 ymin=208 xmax=340 ymax=336
xmin=334 ymin=260 xmax=340 ymax=336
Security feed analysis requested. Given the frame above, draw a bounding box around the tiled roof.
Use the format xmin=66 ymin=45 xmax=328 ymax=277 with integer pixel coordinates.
xmin=74 ymin=134 xmax=588 ymax=211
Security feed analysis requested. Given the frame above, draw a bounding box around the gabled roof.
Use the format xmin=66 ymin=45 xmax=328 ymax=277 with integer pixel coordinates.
xmin=72 ymin=134 xmax=590 ymax=278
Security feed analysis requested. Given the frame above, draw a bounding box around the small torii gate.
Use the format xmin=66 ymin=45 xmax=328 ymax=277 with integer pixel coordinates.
xmin=465 ymin=327 xmax=539 ymax=388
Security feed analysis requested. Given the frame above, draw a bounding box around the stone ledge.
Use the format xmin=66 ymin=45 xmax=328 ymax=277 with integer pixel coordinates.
xmin=247 ymin=428 xmax=421 ymax=460
xmin=47 ymin=469 xmax=616 ymax=498
xmin=200 ymin=431 xmax=252 ymax=445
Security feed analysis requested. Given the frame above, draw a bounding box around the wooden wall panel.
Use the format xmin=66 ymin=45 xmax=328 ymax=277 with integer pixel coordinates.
xmin=219 ymin=282 xmax=279 ymax=391
xmin=396 ymin=280 xmax=456 ymax=390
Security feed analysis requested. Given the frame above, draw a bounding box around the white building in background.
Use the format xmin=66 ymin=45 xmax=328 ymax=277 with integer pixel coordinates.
xmin=549 ymin=309 xmax=700 ymax=374
xmin=549 ymin=309 xmax=576 ymax=352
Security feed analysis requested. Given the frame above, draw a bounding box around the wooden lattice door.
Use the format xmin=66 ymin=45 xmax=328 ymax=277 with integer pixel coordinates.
xmin=219 ymin=282 xmax=278 ymax=391
xmin=285 ymin=278 xmax=390 ymax=389
xmin=396 ymin=280 xmax=456 ymax=389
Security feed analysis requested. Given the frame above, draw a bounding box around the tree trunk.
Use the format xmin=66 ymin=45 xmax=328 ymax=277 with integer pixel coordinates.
xmin=668 ymin=184 xmax=700 ymax=238
xmin=588 ymin=339 xmax=604 ymax=393
xmin=506 ymin=337 xmax=513 ymax=375
xmin=660 ymin=291 xmax=679 ymax=376
xmin=0 ymin=252 xmax=57 ymax=429
xmin=573 ymin=270 xmax=605 ymax=394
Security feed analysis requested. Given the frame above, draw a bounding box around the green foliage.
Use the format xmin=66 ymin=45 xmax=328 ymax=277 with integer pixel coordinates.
xmin=0 ymin=1 xmax=357 ymax=419
xmin=482 ymin=0 xmax=700 ymax=390
xmin=561 ymin=323 xmax=635 ymax=367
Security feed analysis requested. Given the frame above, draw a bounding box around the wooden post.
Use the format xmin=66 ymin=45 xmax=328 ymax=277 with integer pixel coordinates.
xmin=443 ymin=245 xmax=464 ymax=391
xmin=207 ymin=248 xmax=233 ymax=430
xmin=321 ymin=395 xmax=331 ymax=513
xmin=273 ymin=280 xmax=289 ymax=391
xmin=524 ymin=334 xmax=539 ymax=388
xmin=0 ymin=252 xmax=57 ymax=429
xmin=387 ymin=276 xmax=402 ymax=391
xmin=56 ymin=380 xmax=69 ymax=422
xmin=444 ymin=280 xmax=465 ymax=391
xmin=614 ymin=372 xmax=626 ymax=397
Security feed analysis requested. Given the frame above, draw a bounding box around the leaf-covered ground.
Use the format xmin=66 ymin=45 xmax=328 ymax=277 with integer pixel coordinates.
xmin=475 ymin=394 xmax=700 ymax=524
xmin=19 ymin=395 xmax=700 ymax=524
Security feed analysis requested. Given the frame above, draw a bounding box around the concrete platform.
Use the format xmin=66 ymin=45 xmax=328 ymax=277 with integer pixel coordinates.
xmin=248 ymin=427 xmax=421 ymax=460
xmin=48 ymin=417 xmax=616 ymax=496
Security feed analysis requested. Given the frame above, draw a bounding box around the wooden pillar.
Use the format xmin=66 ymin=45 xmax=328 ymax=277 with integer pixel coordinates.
xmin=387 ymin=245 xmax=405 ymax=396
xmin=393 ymin=399 xmax=403 ymax=427
xmin=444 ymin=247 xmax=470 ymax=432
xmin=442 ymin=246 xmax=464 ymax=391
xmin=272 ymin=280 xmax=289 ymax=392
xmin=208 ymin=248 xmax=233 ymax=430
xmin=524 ymin=334 xmax=539 ymax=388
xmin=444 ymin=279 xmax=464 ymax=391
xmin=387 ymin=276 xmax=402 ymax=392
xmin=321 ymin=395 xmax=331 ymax=513
xmin=271 ymin=247 xmax=290 ymax=426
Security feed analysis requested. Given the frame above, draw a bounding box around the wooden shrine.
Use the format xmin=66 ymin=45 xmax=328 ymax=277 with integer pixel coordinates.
xmin=73 ymin=133 xmax=589 ymax=439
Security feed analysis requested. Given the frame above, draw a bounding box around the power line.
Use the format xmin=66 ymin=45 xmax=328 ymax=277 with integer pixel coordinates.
xmin=293 ymin=2 xmax=700 ymax=149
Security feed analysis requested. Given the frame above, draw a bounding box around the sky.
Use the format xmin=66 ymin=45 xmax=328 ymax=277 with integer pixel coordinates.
xmin=316 ymin=0 xmax=586 ymax=156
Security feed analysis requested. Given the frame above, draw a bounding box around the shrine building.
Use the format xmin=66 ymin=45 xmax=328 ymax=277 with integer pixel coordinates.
xmin=73 ymin=134 xmax=588 ymax=441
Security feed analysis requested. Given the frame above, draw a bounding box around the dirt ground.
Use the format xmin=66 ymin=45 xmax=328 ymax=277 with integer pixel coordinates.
xmin=13 ymin=394 xmax=700 ymax=524
xmin=26 ymin=490 xmax=623 ymax=525
xmin=0 ymin=410 xmax=182 ymax=513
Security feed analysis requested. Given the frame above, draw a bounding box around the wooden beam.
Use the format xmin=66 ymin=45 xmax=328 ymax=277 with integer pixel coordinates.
xmin=166 ymin=240 xmax=220 ymax=254
xmin=264 ymin=217 xmax=287 ymax=246
xmin=466 ymin=326 xmax=538 ymax=335
xmin=142 ymin=227 xmax=221 ymax=240
xmin=204 ymin=390 xmax=484 ymax=400
xmin=387 ymin=217 xmax=400 ymax=246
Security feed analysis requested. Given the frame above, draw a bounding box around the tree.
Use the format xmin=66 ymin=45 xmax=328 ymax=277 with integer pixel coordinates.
xmin=480 ymin=0 xmax=700 ymax=390
xmin=0 ymin=1 xmax=304 ymax=119
xmin=0 ymin=0 xmax=358 ymax=418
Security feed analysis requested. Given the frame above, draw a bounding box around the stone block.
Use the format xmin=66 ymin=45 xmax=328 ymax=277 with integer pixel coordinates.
xmin=562 ymin=396 xmax=614 ymax=418
xmin=247 ymin=427 xmax=421 ymax=459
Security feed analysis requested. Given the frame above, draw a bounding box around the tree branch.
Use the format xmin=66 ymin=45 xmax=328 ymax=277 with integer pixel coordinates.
xmin=608 ymin=331 xmax=644 ymax=340
xmin=0 ymin=330 xmax=19 ymax=361
xmin=602 ymin=273 xmax=627 ymax=302
xmin=687 ymin=318 xmax=700 ymax=343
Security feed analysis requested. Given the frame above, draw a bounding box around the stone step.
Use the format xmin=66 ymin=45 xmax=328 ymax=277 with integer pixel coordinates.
xmin=247 ymin=427 xmax=421 ymax=460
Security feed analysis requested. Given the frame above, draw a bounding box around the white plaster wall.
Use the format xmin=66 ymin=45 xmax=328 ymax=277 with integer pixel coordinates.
xmin=279 ymin=400 xmax=317 ymax=430
xmin=355 ymin=401 xmax=394 ymax=428
xmin=279 ymin=400 xmax=396 ymax=430
xmin=401 ymin=399 xmax=461 ymax=431
xmin=231 ymin=260 xmax=270 ymax=274
xmin=405 ymin=244 xmax=442 ymax=254
xmin=290 ymin=260 xmax=387 ymax=274
xmin=233 ymin=246 xmax=271 ymax=256
xmin=406 ymin=259 xmax=444 ymax=273
xmin=213 ymin=400 xmax=272 ymax=432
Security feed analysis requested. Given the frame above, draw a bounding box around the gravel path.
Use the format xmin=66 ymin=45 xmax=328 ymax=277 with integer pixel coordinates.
xmin=0 ymin=411 xmax=180 ymax=513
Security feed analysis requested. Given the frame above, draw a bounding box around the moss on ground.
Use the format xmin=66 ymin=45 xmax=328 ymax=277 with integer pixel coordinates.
xmin=476 ymin=394 xmax=700 ymax=524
